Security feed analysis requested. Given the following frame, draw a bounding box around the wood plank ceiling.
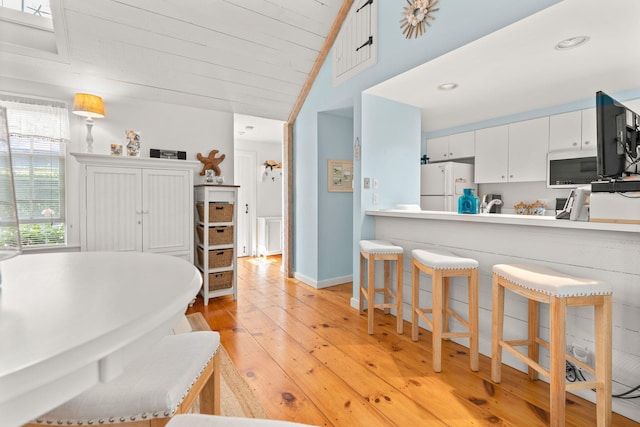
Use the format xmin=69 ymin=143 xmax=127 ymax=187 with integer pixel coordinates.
xmin=0 ymin=0 xmax=345 ymax=120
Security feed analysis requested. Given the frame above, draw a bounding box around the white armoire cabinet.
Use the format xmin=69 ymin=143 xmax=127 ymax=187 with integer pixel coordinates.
xmin=72 ymin=153 xmax=200 ymax=261
xmin=194 ymin=184 xmax=239 ymax=305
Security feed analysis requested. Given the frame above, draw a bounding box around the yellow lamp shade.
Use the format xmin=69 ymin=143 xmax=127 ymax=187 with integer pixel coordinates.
xmin=72 ymin=93 xmax=105 ymax=119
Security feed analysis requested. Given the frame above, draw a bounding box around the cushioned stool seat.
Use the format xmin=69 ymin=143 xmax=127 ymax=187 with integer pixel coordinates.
xmin=28 ymin=331 xmax=221 ymax=426
xmin=411 ymin=248 xmax=479 ymax=372
xmin=359 ymin=240 xmax=404 ymax=335
xmin=166 ymin=414 xmax=318 ymax=427
xmin=491 ymin=263 xmax=612 ymax=427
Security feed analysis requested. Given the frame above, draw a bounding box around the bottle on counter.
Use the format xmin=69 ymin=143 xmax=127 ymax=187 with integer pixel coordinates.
xmin=458 ymin=188 xmax=480 ymax=214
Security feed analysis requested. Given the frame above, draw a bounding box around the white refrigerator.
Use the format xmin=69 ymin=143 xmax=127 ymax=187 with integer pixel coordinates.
xmin=420 ymin=162 xmax=475 ymax=211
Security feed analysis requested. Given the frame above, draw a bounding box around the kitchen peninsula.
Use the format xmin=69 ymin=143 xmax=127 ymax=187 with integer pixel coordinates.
xmin=366 ymin=209 xmax=640 ymax=418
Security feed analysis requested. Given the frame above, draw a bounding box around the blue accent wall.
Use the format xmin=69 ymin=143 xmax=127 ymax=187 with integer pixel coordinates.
xmin=318 ymin=112 xmax=354 ymax=281
xmin=292 ymin=0 xmax=562 ymax=287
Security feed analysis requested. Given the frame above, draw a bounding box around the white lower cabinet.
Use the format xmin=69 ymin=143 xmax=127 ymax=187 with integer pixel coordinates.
xmin=474 ymin=118 xmax=548 ymax=183
xmin=73 ymin=153 xmax=198 ymax=261
xmin=194 ymin=185 xmax=239 ymax=305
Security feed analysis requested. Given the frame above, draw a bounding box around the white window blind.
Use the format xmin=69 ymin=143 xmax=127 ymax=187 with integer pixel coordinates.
xmin=0 ymin=95 xmax=69 ymax=246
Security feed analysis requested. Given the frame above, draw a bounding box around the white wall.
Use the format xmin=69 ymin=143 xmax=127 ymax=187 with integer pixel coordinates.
xmin=0 ymin=78 xmax=235 ymax=249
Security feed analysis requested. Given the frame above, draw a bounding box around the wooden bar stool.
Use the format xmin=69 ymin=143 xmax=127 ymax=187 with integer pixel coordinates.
xmin=411 ymin=248 xmax=479 ymax=372
xmin=359 ymin=240 xmax=404 ymax=335
xmin=491 ymin=263 xmax=612 ymax=427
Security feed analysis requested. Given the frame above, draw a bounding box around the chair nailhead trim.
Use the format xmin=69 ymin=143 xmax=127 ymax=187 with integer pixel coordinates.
xmin=32 ymin=350 xmax=218 ymax=426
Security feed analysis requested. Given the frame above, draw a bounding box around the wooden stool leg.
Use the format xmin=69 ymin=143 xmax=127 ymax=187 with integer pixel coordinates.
xmin=359 ymin=253 xmax=365 ymax=315
xmin=549 ymin=297 xmax=567 ymax=427
xmin=595 ymin=295 xmax=612 ymax=427
xmin=528 ymin=299 xmax=540 ymax=381
xmin=396 ymin=254 xmax=403 ymax=334
xmin=412 ymin=260 xmax=420 ymax=341
xmin=469 ymin=269 xmax=479 ymax=372
xmin=200 ymin=351 xmax=221 ymax=415
xmin=432 ymin=270 xmax=443 ymax=372
xmin=367 ymin=254 xmax=375 ymax=335
xmin=491 ymin=274 xmax=505 ymax=383
xmin=442 ymin=276 xmax=450 ymax=338
xmin=384 ymin=260 xmax=390 ymax=314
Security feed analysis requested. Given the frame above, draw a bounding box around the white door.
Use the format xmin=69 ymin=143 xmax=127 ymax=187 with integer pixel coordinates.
xmin=234 ymin=151 xmax=256 ymax=257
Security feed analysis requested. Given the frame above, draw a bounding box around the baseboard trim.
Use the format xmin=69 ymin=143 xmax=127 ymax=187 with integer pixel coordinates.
xmin=294 ymin=273 xmax=352 ymax=289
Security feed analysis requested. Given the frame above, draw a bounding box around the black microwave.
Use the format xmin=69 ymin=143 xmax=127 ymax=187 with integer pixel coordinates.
xmin=547 ymin=150 xmax=598 ymax=188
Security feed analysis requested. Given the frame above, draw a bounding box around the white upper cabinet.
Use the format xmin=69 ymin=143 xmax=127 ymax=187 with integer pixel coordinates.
xmin=426 ymin=136 xmax=449 ymax=162
xmin=475 ymin=118 xmax=548 ymax=184
xmin=549 ymin=108 xmax=597 ymax=153
xmin=508 ymin=117 xmax=549 ymax=182
xmin=449 ymin=131 xmax=475 ymax=159
xmin=474 ymin=125 xmax=509 ymax=183
xmin=426 ymin=131 xmax=475 ymax=162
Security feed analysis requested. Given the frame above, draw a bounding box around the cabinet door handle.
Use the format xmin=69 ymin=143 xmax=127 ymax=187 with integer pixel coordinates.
xmin=245 ymin=204 xmax=249 ymax=214
xmin=584 ymin=140 xmax=590 ymax=145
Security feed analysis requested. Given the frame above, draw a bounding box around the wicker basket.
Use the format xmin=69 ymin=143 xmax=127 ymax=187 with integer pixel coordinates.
xmin=196 ymin=202 xmax=234 ymax=223
xmin=197 ymin=247 xmax=234 ymax=268
xmin=196 ymin=225 xmax=234 ymax=246
xmin=206 ymin=271 xmax=233 ymax=291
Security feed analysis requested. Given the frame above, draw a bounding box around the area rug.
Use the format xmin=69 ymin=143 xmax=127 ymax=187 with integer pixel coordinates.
xmin=218 ymin=346 xmax=269 ymax=418
xmin=186 ymin=313 xmax=268 ymax=419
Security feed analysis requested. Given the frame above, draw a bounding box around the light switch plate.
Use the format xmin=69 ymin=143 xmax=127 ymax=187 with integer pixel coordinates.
xmin=364 ymin=177 xmax=370 ymax=189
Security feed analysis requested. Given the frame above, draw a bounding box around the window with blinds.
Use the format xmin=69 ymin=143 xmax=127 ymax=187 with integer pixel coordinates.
xmin=0 ymin=95 xmax=69 ymax=246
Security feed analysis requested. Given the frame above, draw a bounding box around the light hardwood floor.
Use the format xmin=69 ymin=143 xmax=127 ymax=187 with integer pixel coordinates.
xmin=187 ymin=256 xmax=639 ymax=427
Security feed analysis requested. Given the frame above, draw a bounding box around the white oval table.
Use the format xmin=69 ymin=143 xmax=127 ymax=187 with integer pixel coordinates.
xmin=0 ymin=251 xmax=202 ymax=427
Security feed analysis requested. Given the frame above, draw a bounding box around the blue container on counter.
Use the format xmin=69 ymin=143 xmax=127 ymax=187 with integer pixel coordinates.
xmin=458 ymin=188 xmax=479 ymax=214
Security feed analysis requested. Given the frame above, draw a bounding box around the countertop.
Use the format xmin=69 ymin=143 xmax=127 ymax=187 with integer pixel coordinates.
xmin=366 ymin=209 xmax=640 ymax=233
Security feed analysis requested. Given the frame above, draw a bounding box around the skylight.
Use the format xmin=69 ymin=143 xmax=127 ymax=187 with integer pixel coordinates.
xmin=0 ymin=0 xmax=51 ymax=18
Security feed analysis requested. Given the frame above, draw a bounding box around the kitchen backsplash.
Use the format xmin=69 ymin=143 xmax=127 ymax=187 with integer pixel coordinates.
xmin=477 ymin=181 xmax=573 ymax=215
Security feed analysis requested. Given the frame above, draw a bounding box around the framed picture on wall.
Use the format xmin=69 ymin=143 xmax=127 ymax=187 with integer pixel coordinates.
xmin=328 ymin=159 xmax=353 ymax=192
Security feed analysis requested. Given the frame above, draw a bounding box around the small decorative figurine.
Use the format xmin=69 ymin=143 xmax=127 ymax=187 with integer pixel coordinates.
xmin=125 ymin=130 xmax=140 ymax=157
xmin=197 ymin=149 xmax=226 ymax=176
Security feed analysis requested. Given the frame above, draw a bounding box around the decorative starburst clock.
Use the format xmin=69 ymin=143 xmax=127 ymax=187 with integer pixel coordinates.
xmin=400 ymin=0 xmax=439 ymax=39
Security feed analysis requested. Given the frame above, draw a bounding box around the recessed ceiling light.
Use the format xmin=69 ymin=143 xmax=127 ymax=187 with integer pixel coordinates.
xmin=555 ymin=36 xmax=589 ymax=50
xmin=438 ymin=83 xmax=458 ymax=91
